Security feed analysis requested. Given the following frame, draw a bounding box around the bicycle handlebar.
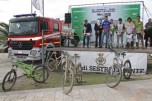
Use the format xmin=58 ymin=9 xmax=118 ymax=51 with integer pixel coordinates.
xmin=109 ymin=47 xmax=119 ymax=55
xmin=109 ymin=47 xmax=127 ymax=58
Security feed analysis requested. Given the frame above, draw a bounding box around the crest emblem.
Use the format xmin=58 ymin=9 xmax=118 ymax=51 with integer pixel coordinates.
xmin=96 ymin=53 xmax=106 ymax=66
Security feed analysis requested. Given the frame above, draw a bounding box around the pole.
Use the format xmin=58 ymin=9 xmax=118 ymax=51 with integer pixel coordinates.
xmin=68 ymin=23 xmax=69 ymax=47
xmin=67 ymin=6 xmax=71 ymax=47
xmin=41 ymin=0 xmax=45 ymax=82
xmin=142 ymin=1 xmax=144 ymax=22
xmin=42 ymin=30 xmax=45 ymax=65
xmin=42 ymin=0 xmax=45 ymax=66
xmin=31 ymin=0 xmax=32 ymax=13
xmin=42 ymin=0 xmax=44 ymax=17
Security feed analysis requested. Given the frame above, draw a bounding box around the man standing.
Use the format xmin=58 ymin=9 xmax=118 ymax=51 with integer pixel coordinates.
xmin=144 ymin=18 xmax=152 ymax=48
xmin=134 ymin=16 xmax=144 ymax=48
xmin=94 ymin=20 xmax=102 ymax=47
xmin=101 ymin=16 xmax=110 ymax=48
xmin=83 ymin=19 xmax=92 ymax=48
xmin=125 ymin=17 xmax=135 ymax=49
xmin=116 ymin=18 xmax=125 ymax=48
xmin=109 ymin=19 xmax=115 ymax=48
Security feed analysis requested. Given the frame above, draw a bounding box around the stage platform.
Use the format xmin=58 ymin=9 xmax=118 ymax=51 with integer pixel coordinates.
xmin=46 ymin=47 xmax=152 ymax=54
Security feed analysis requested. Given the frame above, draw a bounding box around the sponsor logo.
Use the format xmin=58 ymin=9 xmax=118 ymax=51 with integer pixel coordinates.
xmin=96 ymin=53 xmax=106 ymax=66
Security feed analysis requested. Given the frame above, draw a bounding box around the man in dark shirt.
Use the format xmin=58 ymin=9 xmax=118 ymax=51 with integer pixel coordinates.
xmin=83 ymin=19 xmax=92 ymax=48
xmin=144 ymin=18 xmax=152 ymax=48
xmin=94 ymin=20 xmax=102 ymax=48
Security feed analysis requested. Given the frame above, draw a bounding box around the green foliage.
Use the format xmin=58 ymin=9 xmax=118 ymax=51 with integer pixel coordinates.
xmin=0 ymin=22 xmax=9 ymax=37
xmin=0 ymin=35 xmax=7 ymax=43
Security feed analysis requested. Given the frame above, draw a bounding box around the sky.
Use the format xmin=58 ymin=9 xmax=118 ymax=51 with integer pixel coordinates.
xmin=0 ymin=0 xmax=152 ymax=24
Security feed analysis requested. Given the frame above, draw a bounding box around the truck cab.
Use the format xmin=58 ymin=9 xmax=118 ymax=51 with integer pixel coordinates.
xmin=8 ymin=13 xmax=62 ymax=60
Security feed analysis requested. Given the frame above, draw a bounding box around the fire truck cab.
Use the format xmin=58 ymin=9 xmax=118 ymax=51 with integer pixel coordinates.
xmin=8 ymin=13 xmax=62 ymax=60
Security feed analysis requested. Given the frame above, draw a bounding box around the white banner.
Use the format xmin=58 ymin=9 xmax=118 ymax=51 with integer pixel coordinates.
xmin=66 ymin=51 xmax=147 ymax=75
xmin=32 ymin=0 xmax=43 ymax=15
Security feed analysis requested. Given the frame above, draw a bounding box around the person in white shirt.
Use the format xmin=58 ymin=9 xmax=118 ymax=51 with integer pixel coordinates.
xmin=109 ymin=19 xmax=115 ymax=48
xmin=125 ymin=17 xmax=135 ymax=48
xmin=116 ymin=18 xmax=125 ymax=48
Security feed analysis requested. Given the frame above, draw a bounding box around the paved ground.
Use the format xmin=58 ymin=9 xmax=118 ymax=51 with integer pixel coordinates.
xmin=0 ymin=53 xmax=24 ymax=83
xmin=0 ymin=79 xmax=151 ymax=101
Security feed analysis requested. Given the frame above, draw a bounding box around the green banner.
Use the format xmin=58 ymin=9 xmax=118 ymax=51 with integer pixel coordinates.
xmin=71 ymin=4 xmax=140 ymax=40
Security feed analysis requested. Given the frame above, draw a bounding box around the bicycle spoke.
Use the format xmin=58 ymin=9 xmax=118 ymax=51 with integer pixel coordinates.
xmin=32 ymin=65 xmax=49 ymax=83
xmin=106 ymin=64 xmax=122 ymax=88
xmin=46 ymin=58 xmax=57 ymax=71
xmin=2 ymin=70 xmax=17 ymax=91
xmin=63 ymin=69 xmax=74 ymax=94
xmin=123 ymin=61 xmax=132 ymax=79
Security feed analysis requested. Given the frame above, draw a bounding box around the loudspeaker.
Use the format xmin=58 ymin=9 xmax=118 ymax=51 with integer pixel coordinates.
xmin=65 ymin=13 xmax=71 ymax=24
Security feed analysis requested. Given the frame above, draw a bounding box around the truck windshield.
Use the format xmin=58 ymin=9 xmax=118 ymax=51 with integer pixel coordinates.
xmin=9 ymin=21 xmax=38 ymax=35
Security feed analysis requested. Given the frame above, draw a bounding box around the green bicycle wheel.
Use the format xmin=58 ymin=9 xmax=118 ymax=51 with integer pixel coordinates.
xmin=2 ymin=69 xmax=17 ymax=92
xmin=32 ymin=65 xmax=49 ymax=83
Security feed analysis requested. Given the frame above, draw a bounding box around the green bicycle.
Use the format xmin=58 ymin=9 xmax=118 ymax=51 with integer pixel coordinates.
xmin=2 ymin=55 xmax=49 ymax=92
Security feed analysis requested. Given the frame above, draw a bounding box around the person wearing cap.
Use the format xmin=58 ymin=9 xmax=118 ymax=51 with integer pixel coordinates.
xmin=134 ymin=16 xmax=144 ymax=48
xmin=101 ymin=16 xmax=110 ymax=48
xmin=144 ymin=18 xmax=152 ymax=48
xmin=125 ymin=17 xmax=135 ymax=48
xmin=83 ymin=19 xmax=92 ymax=48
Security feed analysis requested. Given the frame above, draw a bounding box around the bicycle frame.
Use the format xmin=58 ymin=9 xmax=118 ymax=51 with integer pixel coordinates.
xmin=2 ymin=54 xmax=49 ymax=92
xmin=115 ymin=55 xmax=130 ymax=68
xmin=13 ymin=61 xmax=34 ymax=78
xmin=72 ymin=55 xmax=81 ymax=76
xmin=111 ymin=48 xmax=130 ymax=67
xmin=47 ymin=51 xmax=62 ymax=67
xmin=10 ymin=54 xmax=39 ymax=78
xmin=62 ymin=52 xmax=82 ymax=94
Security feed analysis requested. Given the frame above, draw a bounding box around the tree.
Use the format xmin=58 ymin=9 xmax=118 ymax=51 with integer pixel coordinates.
xmin=0 ymin=22 xmax=9 ymax=37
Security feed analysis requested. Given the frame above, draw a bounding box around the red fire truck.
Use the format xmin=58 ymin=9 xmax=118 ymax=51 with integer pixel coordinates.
xmin=8 ymin=13 xmax=62 ymax=60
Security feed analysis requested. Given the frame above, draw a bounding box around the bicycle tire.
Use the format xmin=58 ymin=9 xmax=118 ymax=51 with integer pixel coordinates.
xmin=2 ymin=69 xmax=17 ymax=92
xmin=76 ymin=63 xmax=83 ymax=83
xmin=32 ymin=65 xmax=49 ymax=83
xmin=45 ymin=58 xmax=57 ymax=72
xmin=62 ymin=63 xmax=74 ymax=94
xmin=123 ymin=60 xmax=132 ymax=79
xmin=106 ymin=64 xmax=122 ymax=88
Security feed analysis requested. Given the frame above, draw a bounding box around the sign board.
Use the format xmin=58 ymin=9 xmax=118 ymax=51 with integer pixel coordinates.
xmin=65 ymin=51 xmax=147 ymax=75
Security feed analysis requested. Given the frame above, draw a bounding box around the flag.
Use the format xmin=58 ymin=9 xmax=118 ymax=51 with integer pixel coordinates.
xmin=31 ymin=0 xmax=44 ymax=15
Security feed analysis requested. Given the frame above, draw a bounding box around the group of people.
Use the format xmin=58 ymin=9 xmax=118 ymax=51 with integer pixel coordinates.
xmin=83 ymin=16 xmax=152 ymax=48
